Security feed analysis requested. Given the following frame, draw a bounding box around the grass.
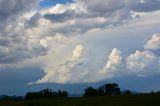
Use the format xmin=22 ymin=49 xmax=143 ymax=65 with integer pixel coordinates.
xmin=0 ymin=93 xmax=160 ymax=106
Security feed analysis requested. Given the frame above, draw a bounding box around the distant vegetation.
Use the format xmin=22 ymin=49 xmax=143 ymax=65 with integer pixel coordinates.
xmin=0 ymin=88 xmax=68 ymax=101
xmin=25 ymin=88 xmax=68 ymax=100
xmin=83 ymin=83 xmax=135 ymax=97
xmin=0 ymin=95 xmax=23 ymax=101
xmin=1 ymin=82 xmax=160 ymax=106
xmin=84 ymin=83 xmax=121 ymax=97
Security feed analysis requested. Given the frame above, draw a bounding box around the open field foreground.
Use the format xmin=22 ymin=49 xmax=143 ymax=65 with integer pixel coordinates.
xmin=1 ymin=93 xmax=160 ymax=106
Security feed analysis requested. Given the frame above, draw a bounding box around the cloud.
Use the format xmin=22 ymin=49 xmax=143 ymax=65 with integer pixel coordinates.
xmin=126 ymin=50 xmax=160 ymax=77
xmin=24 ymin=0 xmax=160 ymax=37
xmin=0 ymin=0 xmax=50 ymax=65
xmin=78 ymin=0 xmax=160 ymax=14
xmin=144 ymin=33 xmax=160 ymax=50
xmin=77 ymin=0 xmax=125 ymax=14
xmin=0 ymin=0 xmax=43 ymax=65
xmin=98 ymin=34 xmax=160 ymax=80
xmin=125 ymin=32 xmax=160 ymax=76
xmin=32 ymin=48 xmax=124 ymax=84
xmin=33 ymin=45 xmax=86 ymax=84
xmin=1 ymin=0 xmax=160 ymax=66
xmin=0 ymin=0 xmax=38 ymax=21
xmin=0 ymin=0 xmax=160 ymax=85
xmin=126 ymin=50 xmax=157 ymax=70
xmin=71 ymin=45 xmax=84 ymax=60
xmin=106 ymin=48 xmax=123 ymax=70
xmin=125 ymin=0 xmax=160 ymax=12
xmin=95 ymin=48 xmax=124 ymax=81
xmin=100 ymin=48 xmax=123 ymax=73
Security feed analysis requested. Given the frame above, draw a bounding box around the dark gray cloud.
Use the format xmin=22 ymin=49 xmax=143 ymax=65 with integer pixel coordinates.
xmin=79 ymin=0 xmax=160 ymax=12
xmin=0 ymin=0 xmax=48 ymax=64
xmin=25 ymin=12 xmax=42 ymax=28
xmin=44 ymin=10 xmax=75 ymax=22
xmin=0 ymin=41 xmax=47 ymax=64
xmin=0 ymin=0 xmax=39 ymax=33
xmin=82 ymin=0 xmax=125 ymax=14
xmin=126 ymin=0 xmax=160 ymax=12
xmin=0 ymin=0 xmax=38 ymax=20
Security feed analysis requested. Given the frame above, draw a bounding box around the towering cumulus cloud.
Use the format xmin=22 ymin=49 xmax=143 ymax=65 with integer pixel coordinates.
xmin=97 ymin=48 xmax=124 ymax=80
xmin=33 ymin=45 xmax=85 ymax=84
xmin=100 ymin=48 xmax=123 ymax=73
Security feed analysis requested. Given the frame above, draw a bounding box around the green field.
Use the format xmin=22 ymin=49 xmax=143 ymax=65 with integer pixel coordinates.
xmin=1 ymin=93 xmax=160 ymax=106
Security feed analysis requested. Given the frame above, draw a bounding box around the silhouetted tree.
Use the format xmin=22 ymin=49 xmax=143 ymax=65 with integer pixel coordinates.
xmin=97 ymin=87 xmax=105 ymax=96
xmin=83 ymin=83 xmax=121 ymax=97
xmin=61 ymin=90 xmax=68 ymax=97
xmin=102 ymin=83 xmax=121 ymax=96
xmin=84 ymin=87 xmax=98 ymax=97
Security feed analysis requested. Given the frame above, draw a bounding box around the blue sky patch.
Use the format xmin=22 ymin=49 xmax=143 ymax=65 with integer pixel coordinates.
xmin=40 ymin=0 xmax=73 ymax=7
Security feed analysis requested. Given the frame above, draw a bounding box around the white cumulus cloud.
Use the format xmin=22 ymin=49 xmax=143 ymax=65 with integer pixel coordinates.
xmin=144 ymin=33 xmax=160 ymax=50
xmin=126 ymin=50 xmax=159 ymax=76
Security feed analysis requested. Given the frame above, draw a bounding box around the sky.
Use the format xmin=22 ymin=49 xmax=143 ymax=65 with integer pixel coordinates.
xmin=40 ymin=0 xmax=73 ymax=7
xmin=0 ymin=0 xmax=160 ymax=95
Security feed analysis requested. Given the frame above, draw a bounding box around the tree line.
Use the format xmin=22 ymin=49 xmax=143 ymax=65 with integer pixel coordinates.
xmin=1 ymin=82 xmax=160 ymax=101
xmin=25 ymin=88 xmax=68 ymax=100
